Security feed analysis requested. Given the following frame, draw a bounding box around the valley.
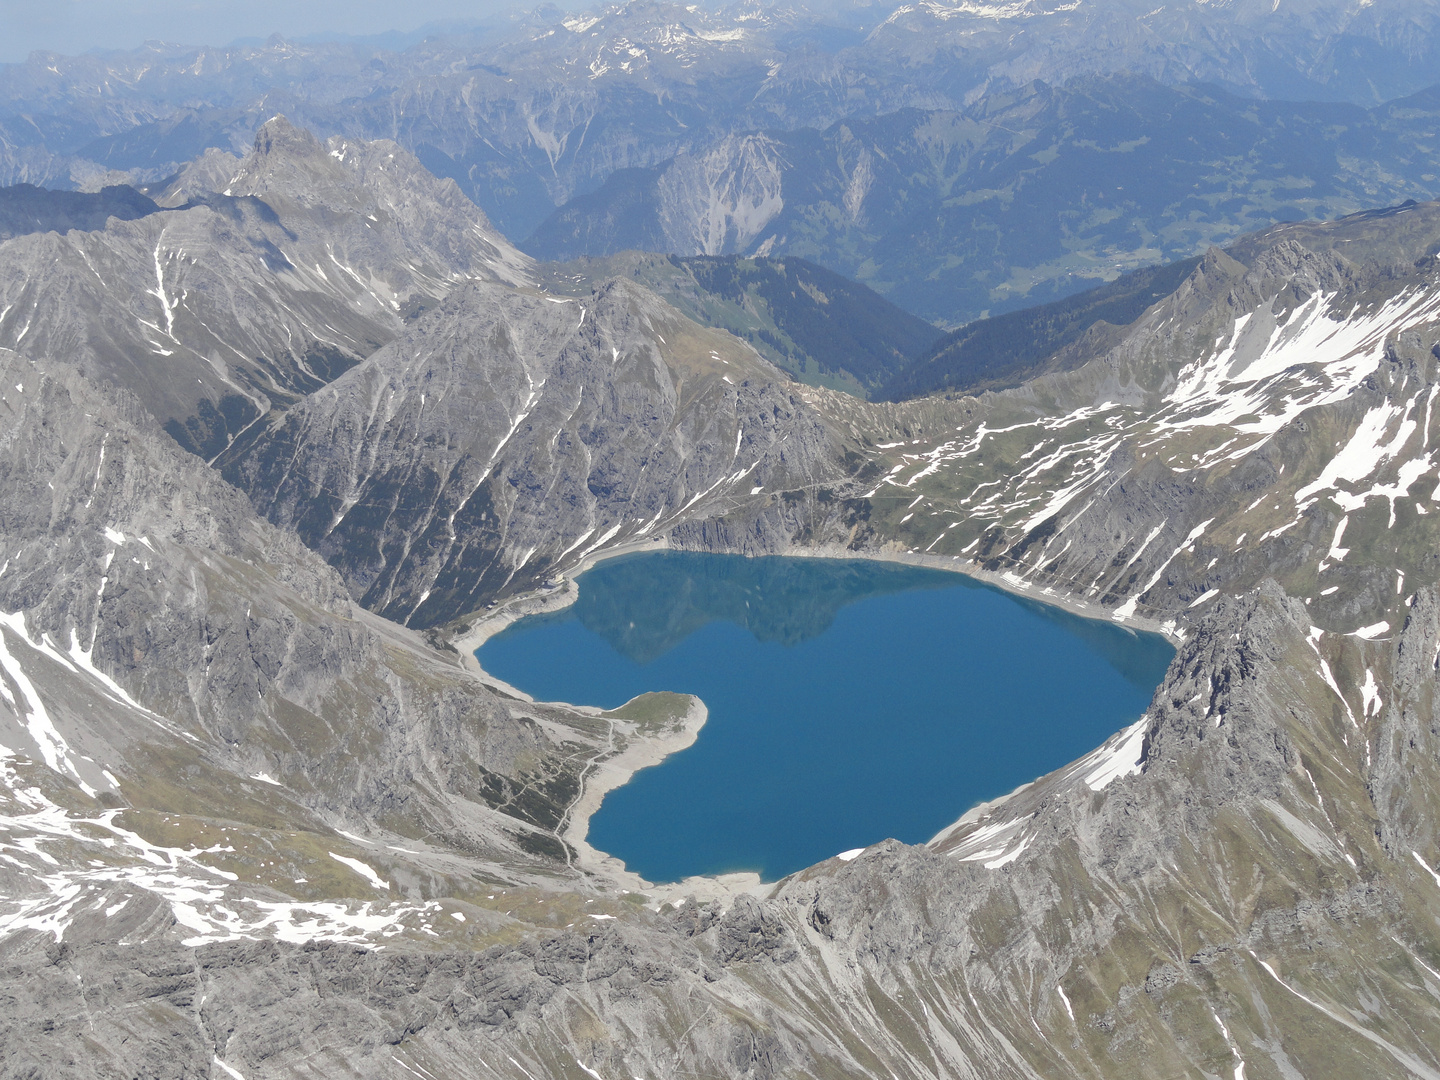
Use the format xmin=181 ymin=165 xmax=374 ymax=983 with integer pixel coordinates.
xmin=3 ymin=5 xmax=1440 ymax=1077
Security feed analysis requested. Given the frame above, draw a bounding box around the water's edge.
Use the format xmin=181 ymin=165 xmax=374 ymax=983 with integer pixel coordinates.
xmin=448 ymin=540 xmax=1180 ymax=897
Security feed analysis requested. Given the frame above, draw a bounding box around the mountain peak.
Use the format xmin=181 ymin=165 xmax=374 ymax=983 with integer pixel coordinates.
xmin=224 ymin=118 xmax=533 ymax=287
xmin=251 ymin=114 xmax=326 ymax=162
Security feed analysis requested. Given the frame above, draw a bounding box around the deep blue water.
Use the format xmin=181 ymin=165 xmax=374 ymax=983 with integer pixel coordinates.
xmin=478 ymin=552 xmax=1173 ymax=884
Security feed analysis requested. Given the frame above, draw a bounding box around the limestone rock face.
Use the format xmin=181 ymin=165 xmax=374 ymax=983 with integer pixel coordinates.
xmin=809 ymin=201 xmax=1440 ymax=655
xmin=0 ymin=342 xmax=607 ymax=902
xmin=0 ymin=116 xmax=529 ymax=458
xmin=219 ymin=277 xmax=844 ymax=626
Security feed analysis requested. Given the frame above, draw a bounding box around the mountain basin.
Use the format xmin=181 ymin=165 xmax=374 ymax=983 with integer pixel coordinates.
xmin=477 ymin=552 xmax=1174 ymax=884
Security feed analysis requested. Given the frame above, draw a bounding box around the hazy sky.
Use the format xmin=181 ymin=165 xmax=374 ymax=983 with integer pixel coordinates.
xmin=0 ymin=0 xmax=540 ymax=63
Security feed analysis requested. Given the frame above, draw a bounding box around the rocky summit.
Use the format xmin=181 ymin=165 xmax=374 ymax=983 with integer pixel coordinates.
xmin=3 ymin=7 xmax=1440 ymax=1077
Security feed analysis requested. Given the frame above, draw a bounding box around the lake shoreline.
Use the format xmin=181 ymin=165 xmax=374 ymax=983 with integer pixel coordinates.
xmin=446 ymin=537 xmax=1181 ymax=897
xmin=761 ymin=542 xmax=1181 ymax=644
xmin=449 ymin=538 xmax=769 ymax=900
xmin=555 ymin=694 xmax=771 ymax=903
xmin=449 ymin=537 xmax=1182 ymax=671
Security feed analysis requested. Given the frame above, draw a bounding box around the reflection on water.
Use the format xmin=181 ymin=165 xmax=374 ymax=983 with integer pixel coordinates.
xmin=481 ymin=552 xmax=1174 ymax=883
xmin=516 ymin=554 xmax=960 ymax=662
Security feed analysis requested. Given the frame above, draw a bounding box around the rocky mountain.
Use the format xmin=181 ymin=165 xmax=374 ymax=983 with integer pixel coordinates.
xmin=538 ymin=251 xmax=943 ymax=396
xmin=0 ymin=115 xmax=530 ymax=458
xmin=0 ymin=339 xmax=629 ymax=954
xmin=216 ymin=276 xmax=845 ymax=627
xmin=527 ymin=73 xmax=1440 ymax=324
xmin=5 ymin=116 xmax=1440 ymax=1079
xmin=810 ymin=198 xmax=1440 ymax=650
xmin=876 ymin=254 xmax=1205 ymax=399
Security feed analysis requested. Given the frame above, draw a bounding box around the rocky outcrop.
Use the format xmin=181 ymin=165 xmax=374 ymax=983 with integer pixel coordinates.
xmin=799 ymin=202 xmax=1440 ymax=657
xmin=219 ymin=277 xmax=846 ymax=626
xmin=0 ymin=343 xmax=607 ymax=885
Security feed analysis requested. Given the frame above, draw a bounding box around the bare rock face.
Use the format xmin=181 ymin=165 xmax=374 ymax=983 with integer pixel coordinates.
xmin=808 ymin=200 xmax=1440 ymax=662
xmin=0 ymin=342 xmax=606 ymax=892
xmin=219 ymin=277 xmax=845 ymax=626
xmin=0 ymin=116 xmax=530 ymax=459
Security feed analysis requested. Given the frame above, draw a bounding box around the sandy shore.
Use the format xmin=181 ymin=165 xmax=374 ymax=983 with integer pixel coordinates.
xmin=555 ymin=695 xmax=708 ymax=892
xmin=445 ymin=535 xmax=1183 ymax=899
xmin=553 ymin=695 xmax=768 ymax=903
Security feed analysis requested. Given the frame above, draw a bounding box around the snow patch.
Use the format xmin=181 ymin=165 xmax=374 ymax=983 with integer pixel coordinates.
xmin=1083 ymin=716 xmax=1149 ymax=790
xmin=1360 ymin=669 xmax=1382 ymax=717
xmin=1056 ymin=984 xmax=1075 ymax=1022
xmin=328 ymin=852 xmax=390 ymax=891
xmin=1414 ymin=851 xmax=1440 ymax=889
xmin=0 ymin=616 xmax=94 ymax=794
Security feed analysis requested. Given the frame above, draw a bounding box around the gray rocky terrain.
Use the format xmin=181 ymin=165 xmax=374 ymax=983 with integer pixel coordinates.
xmin=217 ymin=274 xmax=843 ymax=626
xmin=0 ymin=116 xmax=529 ymax=458
xmin=1 ymin=119 xmax=1440 ymax=1079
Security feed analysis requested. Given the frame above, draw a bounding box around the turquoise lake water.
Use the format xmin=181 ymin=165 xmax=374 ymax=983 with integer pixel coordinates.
xmin=478 ymin=552 xmax=1174 ymax=884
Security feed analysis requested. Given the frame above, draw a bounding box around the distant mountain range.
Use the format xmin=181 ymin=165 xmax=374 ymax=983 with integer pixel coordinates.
xmin=526 ymin=73 xmax=1440 ymax=324
xmin=5 ymin=0 xmax=1440 ymax=225
xmin=6 ymin=1 xmax=1440 ymax=328
xmin=538 ymin=251 xmax=943 ymax=396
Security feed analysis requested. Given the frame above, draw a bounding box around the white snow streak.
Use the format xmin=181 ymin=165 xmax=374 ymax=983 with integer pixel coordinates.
xmin=328 ymin=852 xmax=390 ymax=891
xmin=1082 ymin=716 xmax=1148 ymax=790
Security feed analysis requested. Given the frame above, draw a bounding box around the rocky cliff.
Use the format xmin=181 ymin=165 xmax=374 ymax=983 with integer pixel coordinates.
xmin=218 ymin=275 xmax=844 ymax=627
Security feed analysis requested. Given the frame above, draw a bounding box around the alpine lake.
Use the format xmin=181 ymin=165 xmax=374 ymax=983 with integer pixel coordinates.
xmin=478 ymin=552 xmax=1174 ymax=884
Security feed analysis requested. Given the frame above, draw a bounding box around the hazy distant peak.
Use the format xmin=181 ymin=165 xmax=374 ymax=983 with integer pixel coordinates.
xmin=231 ymin=114 xmax=355 ymax=208
xmin=224 ymin=118 xmax=534 ymax=288
xmin=147 ymin=147 xmax=241 ymax=208
xmin=251 ymin=114 xmax=323 ymax=158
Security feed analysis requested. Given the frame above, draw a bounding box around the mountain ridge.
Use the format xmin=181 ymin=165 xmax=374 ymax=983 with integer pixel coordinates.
xmin=3 ymin=110 xmax=1440 ymax=1080
xmin=0 ymin=115 xmax=531 ymax=458
xmin=6 ymin=0 xmax=1440 ymax=231
xmin=539 ymin=250 xmax=944 ymax=397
